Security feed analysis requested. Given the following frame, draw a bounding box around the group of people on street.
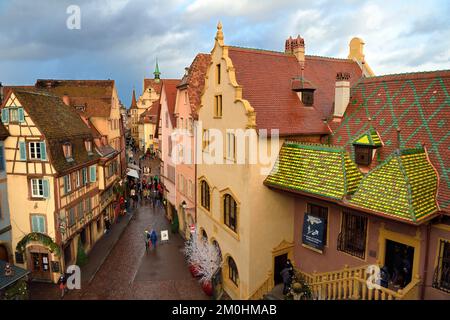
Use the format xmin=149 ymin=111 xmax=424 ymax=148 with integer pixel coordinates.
xmin=145 ymin=229 xmax=158 ymax=251
xmin=128 ymin=177 xmax=164 ymax=210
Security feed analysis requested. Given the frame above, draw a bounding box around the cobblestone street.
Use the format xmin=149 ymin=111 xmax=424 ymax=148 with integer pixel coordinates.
xmin=30 ymin=157 xmax=208 ymax=300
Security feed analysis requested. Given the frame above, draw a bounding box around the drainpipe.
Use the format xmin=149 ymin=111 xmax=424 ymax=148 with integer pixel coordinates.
xmin=421 ymin=222 xmax=432 ymax=300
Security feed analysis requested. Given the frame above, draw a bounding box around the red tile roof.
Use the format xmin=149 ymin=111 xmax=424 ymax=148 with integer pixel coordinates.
xmin=178 ymin=53 xmax=211 ymax=120
xmin=330 ymin=69 xmax=450 ymax=212
xmin=227 ymin=47 xmax=363 ymax=136
xmin=139 ymin=101 xmax=160 ymax=124
xmin=163 ymin=80 xmax=181 ymax=127
xmin=35 ymin=79 xmax=115 ymax=118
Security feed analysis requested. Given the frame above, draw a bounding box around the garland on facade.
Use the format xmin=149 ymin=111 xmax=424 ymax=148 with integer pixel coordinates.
xmin=16 ymin=232 xmax=61 ymax=257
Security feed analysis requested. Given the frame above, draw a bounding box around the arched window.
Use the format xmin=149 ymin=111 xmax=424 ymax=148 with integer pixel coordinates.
xmin=201 ymin=229 xmax=208 ymax=241
xmin=212 ymin=240 xmax=222 ymax=260
xmin=223 ymin=194 xmax=237 ymax=232
xmin=228 ymin=256 xmax=239 ymax=286
xmin=201 ymin=181 xmax=210 ymax=210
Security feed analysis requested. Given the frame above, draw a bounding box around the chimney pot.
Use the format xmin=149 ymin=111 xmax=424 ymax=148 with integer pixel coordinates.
xmin=62 ymin=93 xmax=70 ymax=106
xmin=333 ymin=72 xmax=351 ymax=118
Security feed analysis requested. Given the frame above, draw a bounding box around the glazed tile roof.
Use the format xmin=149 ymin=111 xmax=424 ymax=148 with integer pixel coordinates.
xmin=353 ymin=127 xmax=383 ymax=147
xmin=227 ymin=47 xmax=363 ymax=136
xmin=264 ymin=142 xmax=363 ymax=200
xmin=11 ymin=89 xmax=100 ymax=173
xmin=178 ymin=53 xmax=211 ymax=120
xmin=330 ymin=70 xmax=450 ymax=211
xmin=35 ymin=79 xmax=115 ymax=118
xmin=348 ymin=148 xmax=439 ymax=223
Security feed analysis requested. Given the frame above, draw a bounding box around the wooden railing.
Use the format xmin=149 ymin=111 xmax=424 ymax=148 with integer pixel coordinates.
xmin=297 ymin=265 xmax=422 ymax=300
xmin=248 ymin=271 xmax=274 ymax=300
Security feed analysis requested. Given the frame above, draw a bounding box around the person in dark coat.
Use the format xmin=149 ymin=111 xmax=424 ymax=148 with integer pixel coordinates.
xmin=280 ymin=266 xmax=293 ymax=295
xmin=150 ymin=229 xmax=158 ymax=249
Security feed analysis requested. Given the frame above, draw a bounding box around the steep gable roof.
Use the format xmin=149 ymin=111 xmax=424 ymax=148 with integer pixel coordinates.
xmin=11 ymin=89 xmax=99 ymax=173
xmin=330 ymin=69 xmax=450 ymax=212
xmin=178 ymin=53 xmax=211 ymax=119
xmin=227 ymin=47 xmax=363 ymax=136
xmin=348 ymin=148 xmax=439 ymax=223
xmin=264 ymin=142 xmax=363 ymax=200
xmin=162 ymin=79 xmax=181 ymax=127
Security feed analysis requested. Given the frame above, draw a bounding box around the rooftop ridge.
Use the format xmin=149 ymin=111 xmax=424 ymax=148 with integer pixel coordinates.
xmin=284 ymin=141 xmax=345 ymax=152
xmin=305 ymin=54 xmax=354 ymax=62
xmin=359 ymin=69 xmax=450 ymax=82
xmin=228 ymin=45 xmax=287 ymax=56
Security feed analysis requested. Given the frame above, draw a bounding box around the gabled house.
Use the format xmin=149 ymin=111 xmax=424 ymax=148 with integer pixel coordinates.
xmin=34 ymin=79 xmax=126 ymax=179
xmin=174 ymin=53 xmax=210 ymax=239
xmin=159 ymin=80 xmax=181 ymax=222
xmin=265 ymin=70 xmax=450 ymax=300
xmin=0 ymin=121 xmax=11 ymax=263
xmin=195 ymin=23 xmax=366 ymax=299
xmin=1 ymin=88 xmax=101 ymax=283
xmin=138 ymin=101 xmax=159 ymax=153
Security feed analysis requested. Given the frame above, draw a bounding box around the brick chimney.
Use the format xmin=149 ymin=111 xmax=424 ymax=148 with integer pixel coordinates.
xmin=62 ymin=93 xmax=70 ymax=106
xmin=285 ymin=35 xmax=305 ymax=65
xmin=333 ymin=72 xmax=351 ymax=120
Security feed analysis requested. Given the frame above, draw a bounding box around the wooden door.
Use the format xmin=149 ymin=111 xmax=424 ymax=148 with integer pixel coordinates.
xmin=274 ymin=253 xmax=288 ymax=285
xmin=0 ymin=244 xmax=9 ymax=262
xmin=31 ymin=252 xmax=51 ymax=280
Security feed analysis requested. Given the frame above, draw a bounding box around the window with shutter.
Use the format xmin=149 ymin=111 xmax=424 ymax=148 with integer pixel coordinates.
xmin=19 ymin=141 xmax=26 ymax=160
xmin=40 ymin=142 xmax=47 ymax=160
xmin=0 ymin=146 xmax=4 ymax=171
xmin=89 ymin=165 xmax=96 ymax=182
xmin=18 ymin=107 xmax=25 ymax=122
xmin=82 ymin=168 xmax=87 ymax=185
xmin=1 ymin=108 xmax=9 ymax=123
xmin=31 ymin=179 xmax=44 ymax=198
xmin=31 ymin=215 xmax=46 ymax=233
xmin=43 ymin=179 xmax=50 ymax=198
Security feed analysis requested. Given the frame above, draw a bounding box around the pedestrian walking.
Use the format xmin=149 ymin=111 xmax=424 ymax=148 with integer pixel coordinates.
xmin=280 ymin=261 xmax=293 ymax=295
xmin=58 ymin=273 xmax=67 ymax=299
xmin=144 ymin=230 xmax=151 ymax=252
xmin=150 ymin=229 xmax=158 ymax=249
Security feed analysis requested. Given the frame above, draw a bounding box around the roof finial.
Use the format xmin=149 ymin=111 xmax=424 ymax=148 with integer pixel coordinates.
xmin=154 ymin=58 xmax=161 ymax=82
xmin=215 ymin=21 xmax=224 ymax=43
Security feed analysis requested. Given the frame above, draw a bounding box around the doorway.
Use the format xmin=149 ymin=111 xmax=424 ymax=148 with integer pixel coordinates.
xmin=0 ymin=244 xmax=9 ymax=262
xmin=31 ymin=252 xmax=51 ymax=280
xmin=274 ymin=253 xmax=288 ymax=285
xmin=384 ymin=239 xmax=414 ymax=289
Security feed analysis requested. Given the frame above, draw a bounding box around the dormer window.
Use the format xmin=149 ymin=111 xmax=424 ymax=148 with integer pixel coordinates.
xmin=302 ymin=91 xmax=314 ymax=106
xmin=63 ymin=143 xmax=73 ymax=162
xmin=85 ymin=140 xmax=93 ymax=155
xmin=352 ymin=127 xmax=383 ymax=166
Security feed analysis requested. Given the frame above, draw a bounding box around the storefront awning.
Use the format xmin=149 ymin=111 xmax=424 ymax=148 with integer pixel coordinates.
xmin=126 ymin=169 xmax=139 ymax=179
xmin=128 ymin=164 xmax=141 ymax=171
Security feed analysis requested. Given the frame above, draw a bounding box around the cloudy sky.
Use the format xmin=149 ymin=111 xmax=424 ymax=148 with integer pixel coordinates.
xmin=1 ymin=0 xmax=449 ymax=106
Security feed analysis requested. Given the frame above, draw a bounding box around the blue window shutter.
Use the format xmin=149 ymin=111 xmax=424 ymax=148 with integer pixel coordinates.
xmin=90 ymin=165 xmax=96 ymax=182
xmin=19 ymin=141 xmax=26 ymax=160
xmin=1 ymin=108 xmax=9 ymax=123
xmin=0 ymin=146 xmax=4 ymax=171
xmin=40 ymin=142 xmax=47 ymax=160
xmin=31 ymin=216 xmax=38 ymax=232
xmin=43 ymin=179 xmax=50 ymax=198
xmin=18 ymin=108 xmax=25 ymax=123
xmin=38 ymin=216 xmax=45 ymax=233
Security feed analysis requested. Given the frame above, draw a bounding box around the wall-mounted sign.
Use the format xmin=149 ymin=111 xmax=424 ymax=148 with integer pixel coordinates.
xmin=302 ymin=214 xmax=325 ymax=252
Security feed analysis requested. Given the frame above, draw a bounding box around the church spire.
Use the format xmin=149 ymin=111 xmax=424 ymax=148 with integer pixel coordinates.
xmin=130 ymin=88 xmax=137 ymax=109
xmin=154 ymin=59 xmax=161 ymax=82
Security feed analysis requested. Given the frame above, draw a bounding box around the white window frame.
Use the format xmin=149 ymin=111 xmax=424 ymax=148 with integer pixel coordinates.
xmin=31 ymin=179 xmax=44 ymax=198
xmin=29 ymin=142 xmax=42 ymax=160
